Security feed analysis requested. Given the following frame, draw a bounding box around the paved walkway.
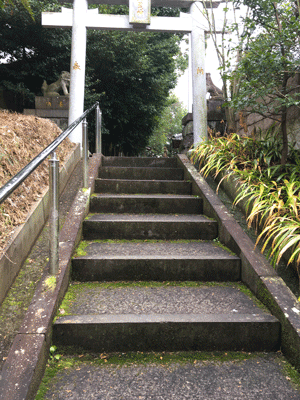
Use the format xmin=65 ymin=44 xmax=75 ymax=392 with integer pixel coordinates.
xmin=2 ymin=156 xmax=300 ymax=399
xmin=35 ymin=157 xmax=300 ymax=400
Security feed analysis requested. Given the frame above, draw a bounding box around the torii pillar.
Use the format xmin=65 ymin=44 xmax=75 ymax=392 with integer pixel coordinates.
xmin=190 ymin=2 xmax=207 ymax=145
xmin=68 ymin=0 xmax=88 ymax=143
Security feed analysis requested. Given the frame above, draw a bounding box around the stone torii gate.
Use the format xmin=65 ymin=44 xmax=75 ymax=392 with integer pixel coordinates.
xmin=42 ymin=0 xmax=220 ymax=145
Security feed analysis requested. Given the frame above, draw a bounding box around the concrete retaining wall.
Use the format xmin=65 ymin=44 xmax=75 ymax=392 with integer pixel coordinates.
xmin=0 ymin=153 xmax=102 ymax=400
xmin=0 ymin=144 xmax=81 ymax=305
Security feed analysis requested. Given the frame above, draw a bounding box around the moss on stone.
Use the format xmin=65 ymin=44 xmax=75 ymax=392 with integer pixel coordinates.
xmin=35 ymin=350 xmax=262 ymax=399
xmin=44 ymin=276 xmax=57 ymax=292
xmin=73 ymin=240 xmax=90 ymax=257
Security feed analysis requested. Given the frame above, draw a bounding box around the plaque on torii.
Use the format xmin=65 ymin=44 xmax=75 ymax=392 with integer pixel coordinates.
xmin=43 ymin=0 xmax=220 ymax=144
xmin=129 ymin=0 xmax=150 ymax=27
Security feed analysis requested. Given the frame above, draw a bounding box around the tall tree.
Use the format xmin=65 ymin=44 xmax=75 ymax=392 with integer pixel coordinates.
xmin=85 ymin=29 xmax=182 ymax=155
xmin=201 ymin=0 xmax=248 ymax=133
xmin=0 ymin=0 xmax=32 ymax=16
xmin=0 ymin=0 xmax=71 ymax=108
xmin=229 ymin=0 xmax=300 ymax=164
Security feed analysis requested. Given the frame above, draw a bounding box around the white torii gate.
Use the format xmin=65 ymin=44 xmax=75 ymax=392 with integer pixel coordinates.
xmin=42 ymin=0 xmax=220 ymax=145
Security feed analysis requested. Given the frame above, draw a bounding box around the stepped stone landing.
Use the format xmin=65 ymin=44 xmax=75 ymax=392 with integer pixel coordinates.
xmin=53 ymin=156 xmax=280 ymax=354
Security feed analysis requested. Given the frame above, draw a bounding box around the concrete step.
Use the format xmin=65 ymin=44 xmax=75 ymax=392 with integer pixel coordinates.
xmin=53 ymin=283 xmax=280 ymax=352
xmin=38 ymin=353 xmax=300 ymax=399
xmin=94 ymin=179 xmax=192 ymax=195
xmin=82 ymin=214 xmax=218 ymax=240
xmin=90 ymin=194 xmax=203 ymax=214
xmin=102 ymin=156 xmax=178 ymax=168
xmin=98 ymin=166 xmax=184 ymax=181
xmin=72 ymin=240 xmax=241 ymax=282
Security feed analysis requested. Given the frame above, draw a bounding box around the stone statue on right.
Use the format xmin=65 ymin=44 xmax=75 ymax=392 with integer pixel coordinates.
xmin=206 ymin=73 xmax=223 ymax=99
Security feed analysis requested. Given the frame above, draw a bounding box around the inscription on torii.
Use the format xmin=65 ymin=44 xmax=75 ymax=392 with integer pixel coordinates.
xmin=129 ymin=0 xmax=150 ymax=27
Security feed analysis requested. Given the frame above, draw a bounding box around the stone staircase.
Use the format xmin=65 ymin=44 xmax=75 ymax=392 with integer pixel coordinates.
xmin=52 ymin=156 xmax=280 ymax=354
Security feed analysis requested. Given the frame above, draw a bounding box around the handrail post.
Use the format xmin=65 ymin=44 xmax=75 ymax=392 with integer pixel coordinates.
xmin=49 ymin=151 xmax=59 ymax=275
xmin=82 ymin=118 xmax=88 ymax=188
xmin=95 ymin=104 xmax=102 ymax=154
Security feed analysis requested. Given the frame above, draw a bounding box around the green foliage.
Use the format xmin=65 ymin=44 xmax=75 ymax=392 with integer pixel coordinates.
xmin=0 ymin=0 xmax=33 ymax=18
xmin=0 ymin=1 xmax=185 ymax=155
xmin=0 ymin=0 xmax=71 ymax=109
xmin=147 ymin=95 xmax=187 ymax=156
xmin=228 ymin=0 xmax=300 ymax=164
xmin=85 ymin=29 xmax=182 ymax=155
xmin=201 ymin=0 xmax=246 ymax=132
xmin=191 ymin=130 xmax=300 ymax=273
xmin=49 ymin=345 xmax=61 ymax=362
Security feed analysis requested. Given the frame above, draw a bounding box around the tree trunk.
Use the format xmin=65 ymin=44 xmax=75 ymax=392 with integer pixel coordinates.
xmin=225 ymin=107 xmax=236 ymax=133
xmin=273 ymin=3 xmax=289 ymax=165
xmin=281 ymin=106 xmax=289 ymax=165
xmin=280 ymin=68 xmax=289 ymax=165
xmin=222 ymin=76 xmax=237 ymax=134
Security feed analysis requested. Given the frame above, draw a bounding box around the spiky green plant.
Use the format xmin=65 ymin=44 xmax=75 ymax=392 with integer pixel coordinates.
xmin=190 ymin=129 xmax=300 ymax=275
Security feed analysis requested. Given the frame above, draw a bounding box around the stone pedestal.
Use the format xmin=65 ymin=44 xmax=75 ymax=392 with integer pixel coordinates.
xmin=207 ymin=98 xmax=226 ymax=135
xmin=181 ymin=113 xmax=194 ymax=152
xmin=181 ymin=99 xmax=226 ymax=152
xmin=24 ymin=96 xmax=69 ymax=131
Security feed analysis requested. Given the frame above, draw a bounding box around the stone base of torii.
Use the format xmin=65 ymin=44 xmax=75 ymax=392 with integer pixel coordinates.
xmin=42 ymin=0 xmax=220 ymax=146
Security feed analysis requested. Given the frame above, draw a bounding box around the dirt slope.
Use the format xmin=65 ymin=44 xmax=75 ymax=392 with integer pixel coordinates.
xmin=0 ymin=111 xmax=76 ymax=254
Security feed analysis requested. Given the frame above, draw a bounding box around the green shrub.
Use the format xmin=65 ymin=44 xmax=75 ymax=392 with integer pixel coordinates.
xmin=190 ymin=130 xmax=300 ymax=274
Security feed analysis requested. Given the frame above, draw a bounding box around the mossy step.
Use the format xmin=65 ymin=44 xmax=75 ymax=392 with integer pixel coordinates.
xmin=72 ymin=240 xmax=240 ymax=281
xmin=94 ymin=179 xmax=192 ymax=195
xmin=82 ymin=214 xmax=218 ymax=240
xmin=102 ymin=156 xmax=178 ymax=168
xmin=98 ymin=166 xmax=184 ymax=181
xmin=90 ymin=194 xmax=203 ymax=214
xmin=38 ymin=352 xmax=300 ymax=399
xmin=53 ymin=283 xmax=280 ymax=352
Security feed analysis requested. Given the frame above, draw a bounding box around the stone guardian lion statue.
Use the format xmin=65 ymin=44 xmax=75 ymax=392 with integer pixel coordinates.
xmin=42 ymin=71 xmax=71 ymax=97
xmin=206 ymin=73 xmax=223 ymax=99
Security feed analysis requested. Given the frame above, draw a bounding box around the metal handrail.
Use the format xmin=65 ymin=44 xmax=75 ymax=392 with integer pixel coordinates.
xmin=0 ymin=101 xmax=102 ymax=274
xmin=0 ymin=101 xmax=101 ymax=204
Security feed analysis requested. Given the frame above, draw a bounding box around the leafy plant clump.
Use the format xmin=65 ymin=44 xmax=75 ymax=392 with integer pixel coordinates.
xmin=190 ymin=130 xmax=300 ymax=275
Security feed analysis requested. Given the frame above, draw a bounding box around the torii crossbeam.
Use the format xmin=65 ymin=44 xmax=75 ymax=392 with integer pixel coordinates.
xmin=42 ymin=0 xmax=220 ymax=145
